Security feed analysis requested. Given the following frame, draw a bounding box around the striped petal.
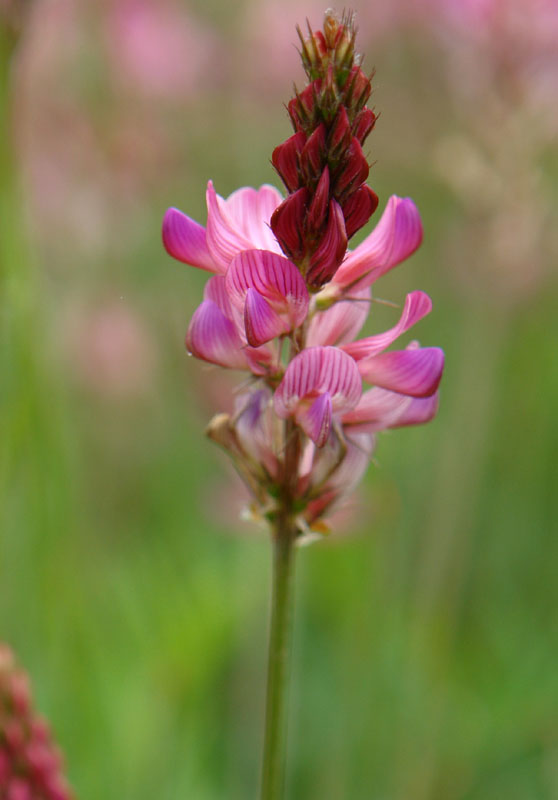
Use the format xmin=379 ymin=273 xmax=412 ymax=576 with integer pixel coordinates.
xmin=186 ymin=300 xmax=248 ymax=370
xmin=226 ymin=249 xmax=309 ymax=333
xmin=205 ymin=182 xmax=256 ymax=271
xmin=297 ymin=392 xmax=333 ymax=448
xmin=390 ymin=392 xmax=440 ymax=428
xmin=244 ymin=288 xmax=289 ymax=347
xmin=342 ymin=291 xmax=432 ymax=360
xmin=342 ymin=387 xmax=413 ymax=432
xmin=162 ymin=208 xmax=216 ymax=272
xmin=358 ymin=346 xmax=444 ymax=397
xmin=206 ymin=182 xmax=283 ymax=271
xmin=274 ymin=346 xmax=362 ymax=420
xmin=225 ymin=185 xmax=284 ymax=252
xmin=307 ymin=285 xmax=371 ymax=347
xmin=333 ymin=196 xmax=423 ymax=290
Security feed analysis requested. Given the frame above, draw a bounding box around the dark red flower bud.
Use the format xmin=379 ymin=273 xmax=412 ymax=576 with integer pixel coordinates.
xmin=352 ymin=107 xmax=377 ymax=145
xmin=306 ymin=199 xmax=348 ymax=288
xmin=270 ymin=188 xmax=310 ymax=262
xmin=345 ymin=66 xmax=371 ymax=112
xmin=329 ymin=106 xmax=351 ymax=157
xmin=272 ymin=131 xmax=306 ymax=192
xmin=334 ymin=137 xmax=369 ymax=198
xmin=300 ymin=123 xmax=327 ymax=182
xmin=307 ymin=166 xmax=330 ymax=234
xmin=288 ymin=82 xmax=319 ymax=132
xmin=342 ymin=184 xmax=379 ymax=239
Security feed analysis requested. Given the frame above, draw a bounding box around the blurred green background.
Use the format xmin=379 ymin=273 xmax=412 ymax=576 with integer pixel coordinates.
xmin=2 ymin=1 xmax=558 ymax=798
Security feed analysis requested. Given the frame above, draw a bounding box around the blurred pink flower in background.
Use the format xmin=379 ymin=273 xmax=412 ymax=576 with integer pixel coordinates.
xmin=62 ymin=301 xmax=156 ymax=399
xmin=105 ymin=0 xmax=221 ymax=100
xmin=13 ymin=0 xmax=224 ymax=260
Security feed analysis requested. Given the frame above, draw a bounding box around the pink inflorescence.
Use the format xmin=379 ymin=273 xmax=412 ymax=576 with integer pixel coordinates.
xmin=162 ymin=11 xmax=444 ymax=533
xmin=0 ymin=644 xmax=75 ymax=800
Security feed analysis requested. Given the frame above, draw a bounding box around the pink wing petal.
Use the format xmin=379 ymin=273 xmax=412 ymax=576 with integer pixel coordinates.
xmin=390 ymin=392 xmax=440 ymax=428
xmin=226 ymin=249 xmax=309 ymax=329
xmin=162 ymin=207 xmax=216 ymax=272
xmin=244 ymin=288 xmax=289 ymax=347
xmin=296 ymin=392 xmax=333 ymax=447
xmin=274 ymin=346 xmax=362 ymax=418
xmin=358 ymin=346 xmax=445 ymax=397
xmin=307 ymin=285 xmax=371 ymax=347
xmin=342 ymin=387 xmax=413 ymax=432
xmin=225 ymin=184 xmax=283 ymax=252
xmin=342 ymin=291 xmax=432 ymax=360
xmin=205 ymin=181 xmax=255 ymax=271
xmin=333 ymin=196 xmax=423 ymax=290
xmin=186 ymin=300 xmax=248 ymax=369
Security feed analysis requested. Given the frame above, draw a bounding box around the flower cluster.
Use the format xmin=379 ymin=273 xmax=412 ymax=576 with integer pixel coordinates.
xmin=163 ymin=11 xmax=444 ymax=533
xmin=0 ymin=644 xmax=75 ymax=800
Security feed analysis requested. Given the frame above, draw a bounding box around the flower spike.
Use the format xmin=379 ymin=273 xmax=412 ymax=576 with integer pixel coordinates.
xmin=162 ymin=9 xmax=443 ymax=532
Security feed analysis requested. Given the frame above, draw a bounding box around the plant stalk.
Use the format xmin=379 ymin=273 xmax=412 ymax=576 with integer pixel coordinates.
xmin=260 ymin=512 xmax=297 ymax=800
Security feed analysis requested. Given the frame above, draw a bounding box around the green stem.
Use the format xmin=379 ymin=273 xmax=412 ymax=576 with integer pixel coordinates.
xmin=260 ymin=515 xmax=297 ymax=800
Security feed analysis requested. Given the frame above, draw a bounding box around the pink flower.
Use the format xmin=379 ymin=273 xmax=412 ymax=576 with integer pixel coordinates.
xmin=163 ymin=11 xmax=444 ymax=532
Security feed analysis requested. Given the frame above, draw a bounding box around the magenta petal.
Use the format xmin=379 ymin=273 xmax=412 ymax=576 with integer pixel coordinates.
xmin=162 ymin=207 xmax=217 ymax=272
xmin=274 ymin=346 xmax=362 ymax=419
xmin=225 ymin=184 xmax=283 ymax=252
xmin=186 ymin=300 xmax=248 ymax=369
xmin=296 ymin=392 xmax=333 ymax=447
xmin=342 ymin=291 xmax=432 ymax=360
xmin=205 ymin=181 xmax=255 ymax=271
xmin=333 ymin=196 xmax=423 ymax=290
xmin=390 ymin=392 xmax=440 ymax=428
xmin=307 ymin=285 xmax=371 ymax=347
xmin=226 ymin=249 xmax=309 ymax=329
xmin=342 ymin=387 xmax=413 ymax=432
xmin=358 ymin=346 xmax=445 ymax=397
xmin=244 ymin=288 xmax=289 ymax=346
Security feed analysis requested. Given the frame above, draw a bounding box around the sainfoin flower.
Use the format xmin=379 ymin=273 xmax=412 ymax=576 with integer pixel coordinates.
xmin=162 ymin=10 xmax=444 ymax=535
xmin=0 ymin=644 xmax=75 ymax=800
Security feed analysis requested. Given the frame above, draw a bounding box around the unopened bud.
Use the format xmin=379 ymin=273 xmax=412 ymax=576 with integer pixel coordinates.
xmin=288 ymin=82 xmax=319 ymax=132
xmin=329 ymin=106 xmax=351 ymax=157
xmin=307 ymin=166 xmax=331 ymax=234
xmin=352 ymin=107 xmax=377 ymax=145
xmin=334 ymin=136 xmax=369 ymax=198
xmin=323 ymin=9 xmax=340 ymax=49
xmin=300 ymin=123 xmax=327 ymax=182
xmin=306 ymin=199 xmax=347 ymax=288
xmin=270 ymin=188 xmax=310 ymax=262
xmin=272 ymin=131 xmax=306 ymax=192
xmin=345 ymin=66 xmax=371 ymax=112
xmin=342 ymin=184 xmax=379 ymax=239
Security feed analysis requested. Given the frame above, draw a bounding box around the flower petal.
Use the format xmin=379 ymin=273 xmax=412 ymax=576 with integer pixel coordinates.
xmin=162 ymin=207 xmax=216 ymax=271
xmin=342 ymin=387 xmax=413 ymax=432
xmin=342 ymin=291 xmax=432 ymax=360
xmin=296 ymin=392 xmax=333 ymax=447
xmin=205 ymin=181 xmax=255 ymax=271
xmin=225 ymin=184 xmax=284 ymax=252
xmin=307 ymin=285 xmax=371 ymax=347
xmin=244 ymin=288 xmax=289 ymax=347
xmin=358 ymin=346 xmax=444 ymax=397
xmin=390 ymin=392 xmax=440 ymax=428
xmin=186 ymin=299 xmax=248 ymax=369
xmin=333 ymin=196 xmax=423 ymax=290
xmin=226 ymin=249 xmax=309 ymax=329
xmin=274 ymin=346 xmax=362 ymax=418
